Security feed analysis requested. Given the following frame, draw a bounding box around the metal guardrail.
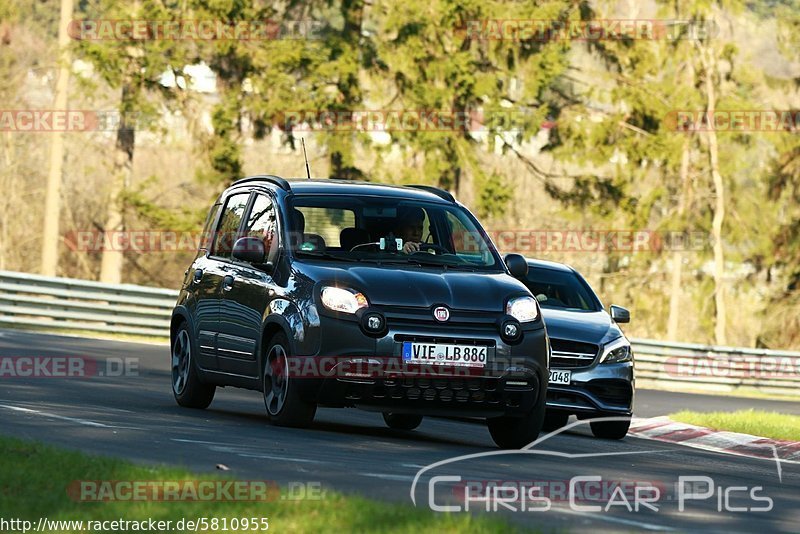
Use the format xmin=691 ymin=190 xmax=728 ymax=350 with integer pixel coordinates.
xmin=631 ymin=338 xmax=800 ymax=397
xmin=0 ymin=270 xmax=177 ymax=338
xmin=0 ymin=270 xmax=798 ymax=395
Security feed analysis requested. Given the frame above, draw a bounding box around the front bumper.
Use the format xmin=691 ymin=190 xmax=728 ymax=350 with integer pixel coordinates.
xmin=306 ymin=313 xmax=549 ymax=418
xmin=318 ymin=372 xmax=540 ymax=418
xmin=546 ymin=361 xmax=634 ymax=416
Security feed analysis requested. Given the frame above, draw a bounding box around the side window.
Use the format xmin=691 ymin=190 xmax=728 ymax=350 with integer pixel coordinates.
xmin=199 ymin=203 xmax=221 ymax=252
xmin=445 ymin=211 xmax=492 ymax=262
xmin=243 ymin=194 xmax=279 ymax=262
xmin=294 ymin=207 xmax=355 ymax=248
xmin=211 ymin=193 xmax=250 ymax=258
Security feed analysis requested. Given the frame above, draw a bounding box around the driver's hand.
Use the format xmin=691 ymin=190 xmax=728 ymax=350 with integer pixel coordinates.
xmin=402 ymin=241 xmax=420 ymax=254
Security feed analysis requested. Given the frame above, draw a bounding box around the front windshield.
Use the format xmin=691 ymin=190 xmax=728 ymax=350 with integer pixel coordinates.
xmin=524 ymin=267 xmax=602 ymax=311
xmin=286 ymin=195 xmax=502 ymax=271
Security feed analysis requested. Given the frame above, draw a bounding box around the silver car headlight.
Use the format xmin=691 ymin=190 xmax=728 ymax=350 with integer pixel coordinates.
xmin=599 ymin=337 xmax=632 ymax=364
xmin=506 ymin=296 xmax=539 ymax=323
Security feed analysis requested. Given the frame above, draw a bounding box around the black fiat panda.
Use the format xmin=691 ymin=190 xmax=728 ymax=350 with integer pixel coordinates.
xmin=170 ymin=175 xmax=549 ymax=448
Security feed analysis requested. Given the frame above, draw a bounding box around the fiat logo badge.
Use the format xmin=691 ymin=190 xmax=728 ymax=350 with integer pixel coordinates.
xmin=433 ymin=306 xmax=450 ymax=322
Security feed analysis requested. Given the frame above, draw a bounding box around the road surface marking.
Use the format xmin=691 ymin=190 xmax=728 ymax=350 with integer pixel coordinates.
xmin=170 ymin=439 xmax=330 ymax=464
xmin=550 ymin=506 xmax=674 ymax=532
xmin=238 ymin=453 xmax=327 ymax=464
xmin=0 ymin=404 xmax=114 ymax=428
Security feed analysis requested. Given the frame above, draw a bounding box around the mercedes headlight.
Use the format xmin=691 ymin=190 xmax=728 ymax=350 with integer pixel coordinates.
xmin=599 ymin=337 xmax=632 ymax=364
xmin=506 ymin=296 xmax=539 ymax=323
xmin=320 ymin=286 xmax=369 ymax=314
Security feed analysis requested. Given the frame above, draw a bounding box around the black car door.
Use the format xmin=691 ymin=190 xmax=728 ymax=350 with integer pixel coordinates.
xmin=217 ymin=192 xmax=279 ymax=377
xmin=193 ymin=191 xmax=251 ymax=371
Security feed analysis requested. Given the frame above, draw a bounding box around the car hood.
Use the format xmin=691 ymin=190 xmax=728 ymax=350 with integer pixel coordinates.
xmin=540 ymin=307 xmax=624 ymax=346
xmin=298 ymin=261 xmax=529 ymax=312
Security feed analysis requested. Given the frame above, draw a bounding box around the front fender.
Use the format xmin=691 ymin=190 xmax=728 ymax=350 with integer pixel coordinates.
xmin=258 ymin=298 xmax=321 ymax=359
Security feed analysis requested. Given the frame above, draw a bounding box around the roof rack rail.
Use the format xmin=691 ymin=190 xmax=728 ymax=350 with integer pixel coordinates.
xmin=406 ymin=185 xmax=455 ymax=203
xmin=231 ymin=175 xmax=291 ymax=192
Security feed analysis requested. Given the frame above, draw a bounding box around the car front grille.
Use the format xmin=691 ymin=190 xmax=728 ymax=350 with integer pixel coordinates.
xmin=381 ymin=306 xmax=501 ymax=334
xmin=393 ymin=334 xmax=495 ymax=347
xmin=550 ymin=338 xmax=599 ymax=369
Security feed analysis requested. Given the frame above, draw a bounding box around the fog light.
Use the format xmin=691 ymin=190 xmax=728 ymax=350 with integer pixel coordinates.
xmin=361 ymin=312 xmax=386 ymax=336
xmin=501 ymin=319 xmax=522 ymax=342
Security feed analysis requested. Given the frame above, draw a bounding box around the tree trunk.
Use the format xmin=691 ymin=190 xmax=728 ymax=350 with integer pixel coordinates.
xmin=667 ymin=140 xmax=692 ymax=340
xmin=40 ymin=0 xmax=74 ymax=276
xmin=99 ymin=85 xmax=135 ymax=284
xmin=1 ymin=131 xmax=14 ymax=270
xmin=329 ymin=0 xmax=364 ymax=180
xmin=700 ymin=48 xmax=727 ymax=345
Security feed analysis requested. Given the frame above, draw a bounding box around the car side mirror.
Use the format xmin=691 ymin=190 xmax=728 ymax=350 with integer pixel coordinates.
xmin=504 ymin=253 xmax=528 ymax=279
xmin=232 ymin=237 xmax=272 ymax=271
xmin=610 ymin=305 xmax=630 ymax=323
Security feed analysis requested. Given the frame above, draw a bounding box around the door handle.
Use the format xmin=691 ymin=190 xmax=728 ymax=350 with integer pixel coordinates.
xmin=222 ymin=274 xmax=235 ymax=291
xmin=193 ymin=269 xmax=204 ymax=284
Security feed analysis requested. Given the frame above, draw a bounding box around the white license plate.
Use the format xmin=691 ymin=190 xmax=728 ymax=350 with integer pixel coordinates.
xmin=401 ymin=342 xmax=486 ymax=368
xmin=549 ymin=369 xmax=572 ymax=385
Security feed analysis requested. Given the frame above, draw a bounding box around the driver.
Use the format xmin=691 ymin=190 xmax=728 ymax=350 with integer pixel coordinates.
xmin=394 ymin=206 xmax=426 ymax=254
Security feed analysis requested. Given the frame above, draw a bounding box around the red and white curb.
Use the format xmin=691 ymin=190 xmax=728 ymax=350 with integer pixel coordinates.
xmin=629 ymin=416 xmax=800 ymax=465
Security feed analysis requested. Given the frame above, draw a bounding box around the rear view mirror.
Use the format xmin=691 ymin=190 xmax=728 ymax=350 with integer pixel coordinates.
xmin=610 ymin=305 xmax=630 ymax=323
xmin=504 ymin=254 xmax=528 ymax=279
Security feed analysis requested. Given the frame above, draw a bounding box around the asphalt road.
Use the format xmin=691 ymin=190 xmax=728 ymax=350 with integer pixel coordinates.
xmin=1 ymin=329 xmax=798 ymax=533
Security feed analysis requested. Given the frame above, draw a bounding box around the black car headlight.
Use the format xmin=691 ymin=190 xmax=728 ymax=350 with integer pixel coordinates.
xmin=599 ymin=337 xmax=632 ymax=364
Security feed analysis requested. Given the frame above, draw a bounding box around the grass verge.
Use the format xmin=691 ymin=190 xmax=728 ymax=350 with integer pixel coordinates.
xmin=669 ymin=409 xmax=800 ymax=441
xmin=0 ymin=436 xmax=526 ymax=533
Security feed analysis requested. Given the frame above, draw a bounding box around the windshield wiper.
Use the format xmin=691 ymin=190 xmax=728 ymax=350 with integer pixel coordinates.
xmin=382 ymin=256 xmax=479 ymax=271
xmin=296 ymin=251 xmax=361 ymax=262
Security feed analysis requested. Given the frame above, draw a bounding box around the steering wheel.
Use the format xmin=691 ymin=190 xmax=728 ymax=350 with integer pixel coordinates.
xmin=349 ymin=242 xmax=381 ymax=252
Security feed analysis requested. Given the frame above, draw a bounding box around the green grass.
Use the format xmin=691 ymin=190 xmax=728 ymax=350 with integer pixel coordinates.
xmin=670 ymin=409 xmax=800 ymax=441
xmin=0 ymin=436 xmax=527 ymax=533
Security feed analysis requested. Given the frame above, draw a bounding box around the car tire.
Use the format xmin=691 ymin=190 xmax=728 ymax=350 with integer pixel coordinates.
xmin=263 ymin=333 xmax=316 ymax=428
xmin=382 ymin=412 xmax=423 ymax=430
xmin=542 ymin=411 xmax=569 ymax=432
xmin=487 ymin=391 xmax=547 ymax=449
xmin=171 ymin=322 xmax=216 ymax=409
xmin=590 ymin=417 xmax=631 ymax=440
